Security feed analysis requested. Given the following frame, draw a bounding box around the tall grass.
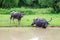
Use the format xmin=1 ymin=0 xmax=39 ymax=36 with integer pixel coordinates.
xmin=0 ymin=7 xmax=54 ymax=15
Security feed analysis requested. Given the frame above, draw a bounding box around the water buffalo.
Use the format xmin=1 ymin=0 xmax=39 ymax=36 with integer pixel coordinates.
xmin=31 ymin=17 xmax=52 ymax=28
xmin=10 ymin=11 xmax=25 ymax=24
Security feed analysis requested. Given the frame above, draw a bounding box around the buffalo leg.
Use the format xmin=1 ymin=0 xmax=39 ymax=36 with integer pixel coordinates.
xmin=18 ymin=19 xmax=20 ymax=26
xmin=42 ymin=23 xmax=47 ymax=28
xmin=10 ymin=16 xmax=12 ymax=24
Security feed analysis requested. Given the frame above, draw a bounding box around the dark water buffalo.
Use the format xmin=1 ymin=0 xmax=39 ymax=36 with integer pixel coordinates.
xmin=10 ymin=11 xmax=25 ymax=24
xmin=31 ymin=17 xmax=52 ymax=28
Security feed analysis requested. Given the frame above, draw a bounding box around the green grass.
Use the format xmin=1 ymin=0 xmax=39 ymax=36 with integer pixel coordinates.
xmin=0 ymin=14 xmax=60 ymax=27
xmin=0 ymin=7 xmax=60 ymax=27
xmin=0 ymin=7 xmax=54 ymax=15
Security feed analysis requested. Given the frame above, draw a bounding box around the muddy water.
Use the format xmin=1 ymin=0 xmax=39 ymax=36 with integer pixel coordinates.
xmin=0 ymin=27 xmax=60 ymax=40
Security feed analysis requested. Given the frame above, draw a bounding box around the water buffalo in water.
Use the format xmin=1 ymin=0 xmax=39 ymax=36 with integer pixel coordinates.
xmin=31 ymin=17 xmax=52 ymax=28
xmin=10 ymin=11 xmax=25 ymax=24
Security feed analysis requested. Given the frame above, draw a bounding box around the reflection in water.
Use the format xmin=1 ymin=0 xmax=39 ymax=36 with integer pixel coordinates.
xmin=0 ymin=27 xmax=60 ymax=40
xmin=29 ymin=37 xmax=39 ymax=40
xmin=10 ymin=36 xmax=20 ymax=40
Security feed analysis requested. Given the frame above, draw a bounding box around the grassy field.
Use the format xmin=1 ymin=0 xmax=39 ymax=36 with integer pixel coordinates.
xmin=0 ymin=7 xmax=60 ymax=27
xmin=0 ymin=14 xmax=60 ymax=27
xmin=0 ymin=7 xmax=54 ymax=14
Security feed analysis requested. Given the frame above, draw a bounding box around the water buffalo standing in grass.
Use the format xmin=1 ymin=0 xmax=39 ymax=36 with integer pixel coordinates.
xmin=31 ymin=17 xmax=52 ymax=28
xmin=10 ymin=11 xmax=25 ymax=25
